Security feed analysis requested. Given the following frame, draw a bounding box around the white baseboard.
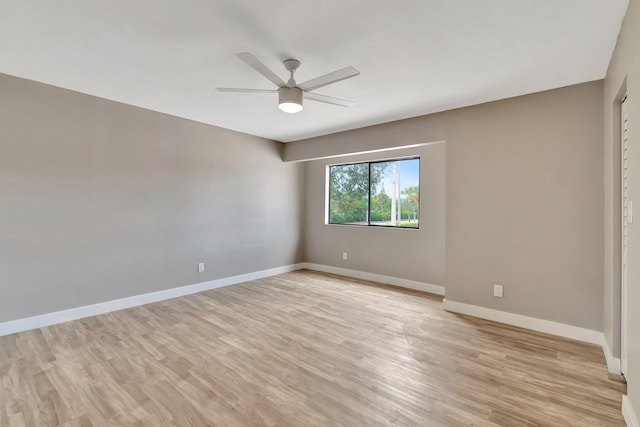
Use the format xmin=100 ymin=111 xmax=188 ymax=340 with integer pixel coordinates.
xmin=0 ymin=263 xmax=305 ymax=337
xmin=301 ymin=263 xmax=445 ymax=296
xmin=442 ymin=299 xmax=604 ymax=346
xmin=623 ymin=395 xmax=639 ymax=427
xmin=0 ymin=263 xmax=442 ymax=337
xmin=602 ymin=336 xmax=622 ymax=375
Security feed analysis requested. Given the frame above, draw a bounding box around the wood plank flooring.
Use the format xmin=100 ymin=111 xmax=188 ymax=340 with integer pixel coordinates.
xmin=0 ymin=270 xmax=625 ymax=426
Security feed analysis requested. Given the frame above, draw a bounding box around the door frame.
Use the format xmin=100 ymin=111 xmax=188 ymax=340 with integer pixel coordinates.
xmin=621 ymin=94 xmax=629 ymax=376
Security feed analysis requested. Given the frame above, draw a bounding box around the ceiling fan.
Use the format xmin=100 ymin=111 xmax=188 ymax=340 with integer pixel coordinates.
xmin=216 ymin=52 xmax=360 ymax=114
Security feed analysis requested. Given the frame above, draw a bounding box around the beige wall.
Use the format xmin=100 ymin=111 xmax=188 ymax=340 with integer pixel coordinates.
xmin=604 ymin=0 xmax=640 ymax=417
xmin=0 ymin=73 xmax=304 ymax=323
xmin=286 ymin=81 xmax=604 ymax=331
xmin=303 ymin=143 xmax=446 ymax=285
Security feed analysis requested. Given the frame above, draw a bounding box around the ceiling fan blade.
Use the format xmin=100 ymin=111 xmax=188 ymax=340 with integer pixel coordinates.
xmin=216 ymin=88 xmax=277 ymax=93
xmin=305 ymin=92 xmax=355 ymax=108
xmin=236 ymin=52 xmax=286 ymax=88
xmin=298 ymin=66 xmax=360 ymax=92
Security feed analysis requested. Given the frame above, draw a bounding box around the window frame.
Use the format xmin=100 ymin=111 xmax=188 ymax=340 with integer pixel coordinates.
xmin=326 ymin=156 xmax=421 ymax=229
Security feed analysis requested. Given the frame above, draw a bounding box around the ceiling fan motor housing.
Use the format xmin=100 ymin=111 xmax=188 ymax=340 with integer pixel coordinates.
xmin=278 ymin=87 xmax=303 ymax=112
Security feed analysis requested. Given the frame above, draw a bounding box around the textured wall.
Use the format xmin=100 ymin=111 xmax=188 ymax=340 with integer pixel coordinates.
xmin=287 ymin=81 xmax=604 ymax=331
xmin=0 ymin=73 xmax=305 ymax=322
xmin=303 ymin=143 xmax=446 ymax=286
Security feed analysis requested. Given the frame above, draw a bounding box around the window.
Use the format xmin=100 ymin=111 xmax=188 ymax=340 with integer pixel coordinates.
xmin=328 ymin=157 xmax=420 ymax=228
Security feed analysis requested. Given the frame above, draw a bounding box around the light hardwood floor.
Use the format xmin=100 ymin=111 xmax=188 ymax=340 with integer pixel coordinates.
xmin=0 ymin=270 xmax=625 ymax=426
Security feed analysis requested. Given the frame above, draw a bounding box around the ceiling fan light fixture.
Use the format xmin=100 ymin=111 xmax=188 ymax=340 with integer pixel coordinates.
xmin=278 ymin=87 xmax=303 ymax=113
xmin=217 ymin=53 xmax=359 ymax=112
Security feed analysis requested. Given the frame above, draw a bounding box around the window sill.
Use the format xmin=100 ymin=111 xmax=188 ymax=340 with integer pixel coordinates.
xmin=324 ymin=223 xmax=420 ymax=230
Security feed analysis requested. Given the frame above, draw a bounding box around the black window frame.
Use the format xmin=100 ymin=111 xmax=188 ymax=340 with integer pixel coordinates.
xmin=327 ymin=156 xmax=420 ymax=229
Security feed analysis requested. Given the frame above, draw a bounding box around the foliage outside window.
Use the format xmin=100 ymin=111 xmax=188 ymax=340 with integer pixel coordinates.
xmin=328 ymin=157 xmax=420 ymax=228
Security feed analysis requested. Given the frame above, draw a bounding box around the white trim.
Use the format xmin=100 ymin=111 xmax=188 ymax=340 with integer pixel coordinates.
xmin=442 ymin=299 xmax=604 ymax=346
xmin=602 ymin=336 xmax=622 ymax=375
xmin=622 ymin=94 xmax=630 ymax=376
xmin=0 ymin=263 xmax=442 ymax=337
xmin=301 ymin=262 xmax=445 ymax=295
xmin=623 ymin=395 xmax=639 ymax=427
xmin=0 ymin=263 xmax=305 ymax=337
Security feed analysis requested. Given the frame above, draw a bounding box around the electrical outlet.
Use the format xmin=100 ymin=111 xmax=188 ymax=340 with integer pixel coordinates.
xmin=198 ymin=262 xmax=205 ymax=273
xmin=342 ymin=252 xmax=348 ymax=261
xmin=493 ymin=284 xmax=504 ymax=298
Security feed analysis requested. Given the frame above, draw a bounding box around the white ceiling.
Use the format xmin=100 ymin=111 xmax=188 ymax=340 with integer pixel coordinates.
xmin=0 ymin=1 xmax=629 ymax=142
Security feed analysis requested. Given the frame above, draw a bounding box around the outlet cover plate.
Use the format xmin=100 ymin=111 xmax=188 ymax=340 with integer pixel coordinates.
xmin=493 ymin=284 xmax=503 ymax=298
